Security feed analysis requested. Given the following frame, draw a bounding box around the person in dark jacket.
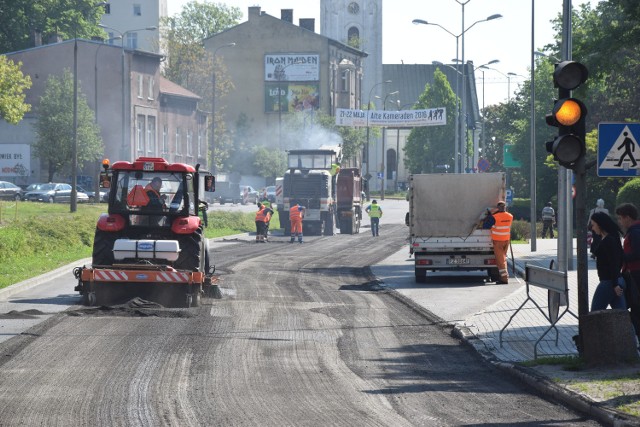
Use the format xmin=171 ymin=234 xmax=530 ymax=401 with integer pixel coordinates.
xmin=615 ymin=203 xmax=640 ymax=346
xmin=590 ymin=211 xmax=626 ymax=311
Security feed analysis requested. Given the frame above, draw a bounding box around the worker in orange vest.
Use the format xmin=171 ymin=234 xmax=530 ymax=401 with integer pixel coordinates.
xmin=255 ymin=203 xmax=273 ymax=243
xmin=289 ymin=203 xmax=306 ymax=243
xmin=490 ymin=200 xmax=513 ymax=284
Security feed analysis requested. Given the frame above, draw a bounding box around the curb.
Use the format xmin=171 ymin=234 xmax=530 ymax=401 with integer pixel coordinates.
xmin=0 ymin=257 xmax=92 ymax=300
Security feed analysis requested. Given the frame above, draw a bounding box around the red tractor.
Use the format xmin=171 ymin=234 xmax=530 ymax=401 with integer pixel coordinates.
xmin=74 ymin=157 xmax=217 ymax=307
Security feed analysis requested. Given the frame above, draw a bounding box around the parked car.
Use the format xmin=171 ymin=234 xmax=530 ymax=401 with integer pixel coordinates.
xmin=76 ymin=185 xmax=107 ymax=203
xmin=23 ymin=182 xmax=89 ymax=203
xmin=240 ymin=185 xmax=259 ymax=205
xmin=0 ymin=181 xmax=22 ymax=200
xmin=18 ymin=183 xmax=46 ymax=201
xmin=265 ymin=186 xmax=276 ymax=203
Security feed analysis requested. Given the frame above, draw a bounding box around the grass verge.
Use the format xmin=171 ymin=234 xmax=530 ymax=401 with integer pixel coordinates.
xmin=0 ymin=201 xmax=261 ymax=289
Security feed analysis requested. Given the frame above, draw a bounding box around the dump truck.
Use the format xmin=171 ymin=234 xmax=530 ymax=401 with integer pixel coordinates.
xmin=282 ymin=146 xmax=341 ymax=236
xmin=336 ymin=167 xmax=363 ymax=234
xmin=408 ymin=172 xmax=506 ymax=283
xmin=74 ymin=157 xmax=217 ymax=307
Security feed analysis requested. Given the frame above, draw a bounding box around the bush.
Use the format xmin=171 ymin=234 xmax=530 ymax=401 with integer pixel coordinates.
xmin=616 ymin=178 xmax=640 ymax=210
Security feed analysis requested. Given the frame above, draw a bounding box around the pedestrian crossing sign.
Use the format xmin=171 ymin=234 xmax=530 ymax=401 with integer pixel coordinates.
xmin=598 ymin=123 xmax=640 ymax=177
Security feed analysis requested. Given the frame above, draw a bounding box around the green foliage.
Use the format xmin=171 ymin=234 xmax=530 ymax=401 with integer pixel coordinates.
xmin=0 ymin=56 xmax=31 ymax=124
xmin=403 ymin=68 xmax=456 ymax=173
xmin=616 ymin=178 xmax=640 ymax=209
xmin=0 ymin=0 xmax=107 ymax=54
xmin=160 ymin=1 xmax=241 ymax=172
xmin=253 ymin=146 xmax=287 ymax=181
xmin=34 ymin=69 xmax=103 ymax=181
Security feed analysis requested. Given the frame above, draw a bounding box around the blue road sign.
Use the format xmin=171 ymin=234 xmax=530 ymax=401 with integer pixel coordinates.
xmin=505 ymin=189 xmax=513 ymax=205
xmin=477 ymin=158 xmax=490 ymax=172
xmin=598 ymin=123 xmax=640 ymax=177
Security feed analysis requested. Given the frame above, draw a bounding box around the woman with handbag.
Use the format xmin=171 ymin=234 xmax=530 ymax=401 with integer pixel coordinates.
xmin=589 ymin=212 xmax=627 ymax=311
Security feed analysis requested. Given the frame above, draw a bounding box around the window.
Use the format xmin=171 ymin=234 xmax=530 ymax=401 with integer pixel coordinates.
xmin=147 ymin=116 xmax=156 ymax=154
xmin=341 ymin=70 xmax=350 ymax=92
xmin=137 ymin=115 xmax=146 ymax=152
xmin=162 ymin=125 xmax=168 ymax=154
xmin=198 ymin=129 xmax=205 ymax=157
xmin=127 ymin=32 xmax=138 ymax=49
xmin=348 ymin=27 xmax=360 ymax=48
xmin=133 ymin=4 xmax=141 ymax=16
xmin=187 ymin=130 xmax=193 ymax=156
xmin=175 ymin=128 xmax=182 ymax=155
xmin=137 ymin=74 xmax=143 ymax=98
xmin=147 ymin=76 xmax=154 ymax=100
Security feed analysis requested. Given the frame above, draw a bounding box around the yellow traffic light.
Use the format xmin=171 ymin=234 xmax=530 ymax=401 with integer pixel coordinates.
xmin=554 ymin=99 xmax=582 ymax=126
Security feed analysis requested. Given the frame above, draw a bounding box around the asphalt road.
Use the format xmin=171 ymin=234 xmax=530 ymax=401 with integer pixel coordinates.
xmin=0 ymin=201 xmax=600 ymax=425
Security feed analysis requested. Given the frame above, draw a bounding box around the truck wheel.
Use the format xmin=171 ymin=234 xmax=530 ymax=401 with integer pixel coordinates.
xmin=489 ymin=268 xmax=501 ymax=283
xmin=175 ymin=227 xmax=203 ymax=271
xmin=415 ymin=269 xmax=427 ymax=283
xmin=92 ymin=229 xmax=119 ymax=266
xmin=325 ymin=214 xmax=334 ymax=236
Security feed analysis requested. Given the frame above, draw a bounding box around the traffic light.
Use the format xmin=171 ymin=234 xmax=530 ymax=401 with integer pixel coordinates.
xmin=545 ymin=61 xmax=588 ymax=170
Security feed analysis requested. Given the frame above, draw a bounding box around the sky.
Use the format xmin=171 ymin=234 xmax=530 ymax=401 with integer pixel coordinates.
xmin=168 ymin=0 xmax=598 ymax=107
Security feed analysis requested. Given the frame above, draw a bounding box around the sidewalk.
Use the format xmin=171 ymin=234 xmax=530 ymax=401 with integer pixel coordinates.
xmin=373 ymin=237 xmax=640 ymax=426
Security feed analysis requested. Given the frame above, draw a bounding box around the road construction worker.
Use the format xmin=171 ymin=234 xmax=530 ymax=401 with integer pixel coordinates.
xmin=490 ymin=201 xmax=513 ymax=284
xmin=144 ymin=177 xmax=166 ymax=209
xmin=365 ymin=200 xmax=383 ymax=236
xmin=289 ymin=203 xmax=306 ymax=243
xmin=255 ymin=203 xmax=273 ymax=242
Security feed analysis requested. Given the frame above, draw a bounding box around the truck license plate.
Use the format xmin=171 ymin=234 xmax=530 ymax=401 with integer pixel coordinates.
xmin=447 ymin=258 xmax=470 ymax=265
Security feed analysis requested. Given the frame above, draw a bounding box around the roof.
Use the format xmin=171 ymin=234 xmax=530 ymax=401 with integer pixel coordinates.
xmin=159 ymin=76 xmax=201 ymax=100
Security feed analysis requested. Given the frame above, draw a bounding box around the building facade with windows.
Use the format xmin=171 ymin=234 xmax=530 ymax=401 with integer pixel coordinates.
xmin=203 ymin=6 xmax=366 ymax=156
xmin=0 ymin=38 xmax=205 ymax=185
xmin=99 ymin=0 xmax=165 ymax=52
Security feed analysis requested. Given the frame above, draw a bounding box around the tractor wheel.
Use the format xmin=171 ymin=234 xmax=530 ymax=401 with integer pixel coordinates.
xmin=92 ymin=229 xmax=119 ymax=266
xmin=174 ymin=226 xmax=203 ymax=271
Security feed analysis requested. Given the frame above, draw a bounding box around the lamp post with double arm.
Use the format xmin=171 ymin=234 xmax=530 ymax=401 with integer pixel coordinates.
xmin=413 ymin=12 xmax=501 ymax=172
xmin=365 ymin=80 xmax=391 ymax=199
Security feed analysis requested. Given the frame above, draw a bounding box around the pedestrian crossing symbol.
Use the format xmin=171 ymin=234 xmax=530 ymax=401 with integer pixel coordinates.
xmin=598 ymin=123 xmax=640 ymax=177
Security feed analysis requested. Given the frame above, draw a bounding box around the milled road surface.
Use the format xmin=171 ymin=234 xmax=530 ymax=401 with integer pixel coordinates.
xmin=0 ymin=224 xmax=598 ymax=426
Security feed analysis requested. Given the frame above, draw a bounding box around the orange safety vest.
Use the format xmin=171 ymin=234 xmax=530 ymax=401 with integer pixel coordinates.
xmin=255 ymin=207 xmax=269 ymax=223
xmin=491 ymin=211 xmax=513 ymax=241
xmin=290 ymin=205 xmax=304 ymax=221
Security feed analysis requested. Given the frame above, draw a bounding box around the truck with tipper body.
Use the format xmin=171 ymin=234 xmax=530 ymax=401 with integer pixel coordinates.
xmin=408 ymin=172 xmax=506 ymax=283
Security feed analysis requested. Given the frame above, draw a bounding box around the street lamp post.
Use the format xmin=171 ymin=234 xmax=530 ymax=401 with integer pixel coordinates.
xmin=365 ymin=80 xmax=391 ymax=199
xmin=71 ymin=2 xmax=107 ymax=212
xmin=211 ymin=42 xmax=236 ymax=175
xmin=413 ymin=12 xmax=501 ymax=172
xmin=98 ymin=25 xmax=156 ymax=161
xmin=379 ymin=91 xmax=399 ymax=200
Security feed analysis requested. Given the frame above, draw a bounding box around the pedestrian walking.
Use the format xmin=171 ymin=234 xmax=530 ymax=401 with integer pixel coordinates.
xmin=289 ymin=203 xmax=305 ymax=243
xmin=490 ymin=201 xmax=513 ymax=284
xmin=615 ymin=203 xmax=640 ymax=347
xmin=365 ymin=200 xmax=383 ymax=236
xmin=589 ymin=211 xmax=626 ymax=311
xmin=541 ymin=202 xmax=556 ymax=238
xmin=589 ymin=199 xmax=609 ymax=257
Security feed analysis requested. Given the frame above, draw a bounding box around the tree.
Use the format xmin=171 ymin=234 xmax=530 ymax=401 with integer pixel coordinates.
xmin=160 ymin=1 xmax=242 ymax=172
xmin=0 ymin=0 xmax=106 ymax=54
xmin=403 ymin=68 xmax=456 ymax=173
xmin=34 ymin=69 xmax=103 ymax=181
xmin=0 ymin=56 xmax=31 ymax=124
xmin=253 ymin=146 xmax=287 ymax=183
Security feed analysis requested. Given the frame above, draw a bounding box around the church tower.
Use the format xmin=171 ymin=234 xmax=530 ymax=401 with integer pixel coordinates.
xmin=321 ymin=0 xmax=383 ymax=182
